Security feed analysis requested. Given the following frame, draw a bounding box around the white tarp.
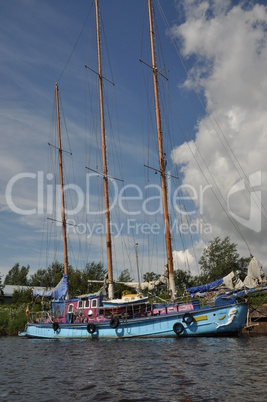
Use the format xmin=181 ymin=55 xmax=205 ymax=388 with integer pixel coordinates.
xmin=244 ymin=257 xmax=266 ymax=288
xmin=222 ymin=271 xmax=244 ymax=290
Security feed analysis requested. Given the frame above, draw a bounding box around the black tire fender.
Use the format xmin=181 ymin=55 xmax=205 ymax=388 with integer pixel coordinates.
xmin=110 ymin=316 xmax=119 ymax=329
xmin=87 ymin=323 xmax=96 ymax=334
xmin=173 ymin=322 xmax=184 ymax=335
xmin=52 ymin=322 xmax=59 ymax=332
xmin=182 ymin=312 xmax=194 ymax=325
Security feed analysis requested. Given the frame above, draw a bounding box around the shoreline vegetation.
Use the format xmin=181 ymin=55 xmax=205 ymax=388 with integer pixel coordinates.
xmin=0 ymin=304 xmax=28 ymax=336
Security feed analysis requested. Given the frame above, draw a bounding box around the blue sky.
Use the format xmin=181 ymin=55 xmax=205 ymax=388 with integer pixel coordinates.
xmin=1 ymin=0 xmax=267 ymax=282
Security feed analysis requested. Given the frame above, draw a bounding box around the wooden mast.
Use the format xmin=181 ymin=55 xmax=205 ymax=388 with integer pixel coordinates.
xmin=95 ymin=0 xmax=114 ymax=299
xmin=148 ymin=0 xmax=176 ymax=299
xmin=55 ymin=83 xmax=69 ymax=278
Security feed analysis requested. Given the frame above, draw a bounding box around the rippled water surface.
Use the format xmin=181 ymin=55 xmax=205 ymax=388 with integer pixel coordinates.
xmin=0 ymin=336 xmax=266 ymax=401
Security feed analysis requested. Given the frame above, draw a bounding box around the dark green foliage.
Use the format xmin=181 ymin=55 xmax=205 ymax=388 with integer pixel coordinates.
xmin=82 ymin=262 xmax=107 ymax=296
xmin=11 ymin=288 xmax=33 ymax=305
xmin=0 ymin=275 xmax=4 ymax=304
xmin=247 ymin=293 xmax=267 ymax=310
xmin=117 ymin=269 xmax=133 ymax=283
xmin=114 ymin=269 xmax=133 ymax=298
xmin=67 ymin=262 xmax=107 ymax=297
xmin=198 ymin=236 xmax=250 ymax=282
xmin=4 ymin=263 xmax=29 ymax=286
xmin=174 ymin=269 xmax=194 ymax=295
xmin=4 ymin=260 xmax=108 ymax=298
xmin=29 ymin=261 xmax=64 ymax=288
xmin=143 ymin=272 xmax=160 ymax=283
xmin=67 ymin=266 xmax=83 ymax=296
xmin=0 ymin=309 xmax=9 ymax=335
xmin=30 ymin=261 xmax=107 ymax=296
xmin=0 ymin=305 xmax=27 ymax=336
xmin=6 ymin=306 xmax=28 ymax=335
xmin=29 ymin=268 xmax=48 ymax=287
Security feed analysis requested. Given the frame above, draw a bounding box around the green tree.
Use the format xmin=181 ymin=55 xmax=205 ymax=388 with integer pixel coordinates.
xmin=114 ymin=269 xmax=133 ymax=298
xmin=29 ymin=261 xmax=106 ymax=296
xmin=0 ymin=275 xmax=4 ymax=304
xmin=84 ymin=261 xmax=107 ymax=281
xmin=30 ymin=268 xmax=50 ymax=287
xmin=4 ymin=263 xmax=29 ymax=285
xmin=47 ymin=261 xmax=65 ymax=287
xmin=142 ymin=271 xmax=164 ymax=296
xmin=198 ymin=236 xmax=250 ymax=282
xmin=174 ymin=269 xmax=194 ymax=295
xmin=29 ymin=261 xmax=64 ymax=288
xmin=117 ymin=269 xmax=133 ymax=283
xmin=84 ymin=262 xmax=107 ymax=294
xmin=143 ymin=272 xmax=160 ymax=282
xmin=11 ymin=288 xmax=32 ymax=305
xmin=68 ymin=267 xmax=83 ymax=296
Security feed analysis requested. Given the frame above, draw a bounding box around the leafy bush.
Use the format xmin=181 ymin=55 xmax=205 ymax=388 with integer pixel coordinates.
xmin=0 ymin=305 xmax=28 ymax=335
xmin=0 ymin=308 xmax=9 ymax=335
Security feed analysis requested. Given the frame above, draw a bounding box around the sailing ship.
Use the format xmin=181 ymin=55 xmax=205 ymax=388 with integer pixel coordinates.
xmin=19 ymin=0 xmax=266 ymax=339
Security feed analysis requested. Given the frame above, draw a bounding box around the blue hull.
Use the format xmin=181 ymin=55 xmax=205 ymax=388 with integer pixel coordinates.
xmin=20 ymin=303 xmax=247 ymax=339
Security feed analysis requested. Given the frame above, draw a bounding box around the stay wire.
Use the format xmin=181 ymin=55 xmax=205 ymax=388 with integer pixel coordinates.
xmin=57 ymin=3 xmax=93 ymax=83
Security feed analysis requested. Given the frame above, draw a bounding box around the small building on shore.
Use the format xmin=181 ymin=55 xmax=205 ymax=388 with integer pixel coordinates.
xmin=2 ymin=285 xmax=48 ymax=305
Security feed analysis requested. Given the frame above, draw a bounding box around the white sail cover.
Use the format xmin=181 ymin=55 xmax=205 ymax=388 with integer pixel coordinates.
xmin=222 ymin=271 xmax=244 ymax=290
xmin=244 ymin=257 xmax=266 ymax=288
xmin=120 ymin=266 xmax=169 ymax=291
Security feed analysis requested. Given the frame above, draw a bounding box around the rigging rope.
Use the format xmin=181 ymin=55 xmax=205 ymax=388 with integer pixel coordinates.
xmin=57 ymin=4 xmax=93 ymax=83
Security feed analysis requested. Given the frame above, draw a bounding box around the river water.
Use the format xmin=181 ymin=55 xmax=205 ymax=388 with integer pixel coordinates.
xmin=0 ymin=336 xmax=266 ymax=401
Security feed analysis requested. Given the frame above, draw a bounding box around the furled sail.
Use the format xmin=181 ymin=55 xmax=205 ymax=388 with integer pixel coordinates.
xmin=33 ymin=274 xmax=68 ymax=299
xmin=118 ymin=266 xmax=169 ymax=291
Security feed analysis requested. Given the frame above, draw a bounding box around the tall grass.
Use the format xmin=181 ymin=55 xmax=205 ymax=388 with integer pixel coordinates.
xmin=0 ymin=304 xmax=28 ymax=336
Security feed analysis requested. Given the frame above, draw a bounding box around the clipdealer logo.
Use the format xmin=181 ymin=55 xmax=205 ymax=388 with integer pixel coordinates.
xmin=6 ymin=170 xmax=262 ymax=234
xmin=227 ymin=171 xmax=261 ymax=232
xmin=4 ymin=171 xmax=213 ymax=236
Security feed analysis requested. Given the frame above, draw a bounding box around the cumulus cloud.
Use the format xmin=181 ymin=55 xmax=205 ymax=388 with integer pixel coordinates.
xmin=170 ymin=1 xmax=267 ymax=269
xmin=173 ymin=240 xmax=205 ymax=276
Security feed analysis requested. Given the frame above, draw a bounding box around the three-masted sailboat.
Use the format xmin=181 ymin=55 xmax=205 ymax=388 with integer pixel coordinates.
xmin=20 ymin=0 xmax=266 ymax=339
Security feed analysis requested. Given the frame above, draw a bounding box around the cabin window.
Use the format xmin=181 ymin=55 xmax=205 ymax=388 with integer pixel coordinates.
xmin=78 ymin=300 xmax=83 ymax=309
xmin=91 ymin=299 xmax=97 ymax=308
xmin=84 ymin=300 xmax=90 ymax=308
xmin=68 ymin=304 xmax=74 ymax=313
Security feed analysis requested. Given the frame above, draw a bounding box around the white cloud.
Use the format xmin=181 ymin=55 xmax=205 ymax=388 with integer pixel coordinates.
xmin=171 ymin=1 xmax=267 ymax=269
xmin=173 ymin=239 xmax=206 ymax=276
